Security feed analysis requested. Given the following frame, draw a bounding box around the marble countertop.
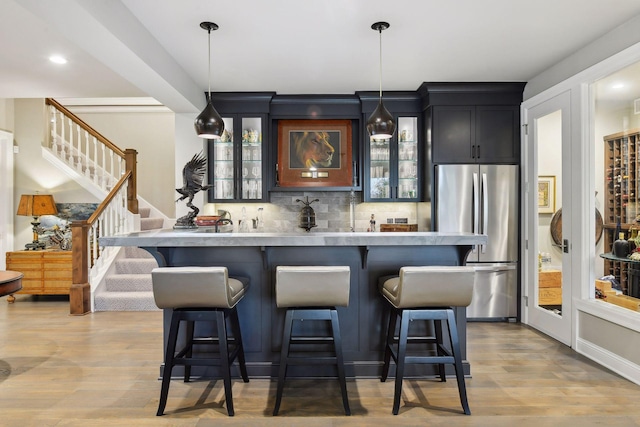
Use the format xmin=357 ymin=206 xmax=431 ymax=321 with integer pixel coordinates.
xmin=100 ymin=228 xmax=487 ymax=247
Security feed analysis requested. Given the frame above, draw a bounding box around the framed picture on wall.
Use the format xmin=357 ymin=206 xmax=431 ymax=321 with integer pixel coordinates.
xmin=277 ymin=119 xmax=353 ymax=187
xmin=538 ymin=175 xmax=556 ymax=214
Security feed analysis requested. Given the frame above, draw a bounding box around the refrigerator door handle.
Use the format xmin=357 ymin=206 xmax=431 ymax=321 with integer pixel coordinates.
xmin=473 ymin=172 xmax=479 ymax=254
xmin=481 ymin=172 xmax=488 ymax=254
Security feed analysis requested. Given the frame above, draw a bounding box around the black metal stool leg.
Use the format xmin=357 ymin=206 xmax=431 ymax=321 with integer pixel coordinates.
xmin=330 ymin=308 xmax=351 ymax=416
xmin=157 ymin=310 xmax=181 ymax=416
xmin=392 ymin=309 xmax=410 ymax=415
xmin=273 ymin=308 xmax=294 ymax=415
xmin=229 ymin=307 xmax=249 ymax=383
xmin=184 ymin=319 xmax=194 ymax=382
xmin=217 ymin=310 xmax=235 ymax=416
xmin=434 ymin=319 xmax=447 ymax=382
xmin=447 ymin=309 xmax=470 ymax=415
xmin=381 ymin=307 xmax=398 ymax=382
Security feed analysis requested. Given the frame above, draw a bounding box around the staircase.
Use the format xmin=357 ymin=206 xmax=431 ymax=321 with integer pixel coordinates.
xmin=43 ymin=98 xmax=170 ymax=312
xmin=93 ymin=207 xmax=163 ymax=311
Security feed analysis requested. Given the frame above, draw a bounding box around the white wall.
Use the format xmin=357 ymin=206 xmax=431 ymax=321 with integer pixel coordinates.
xmin=73 ymin=109 xmax=176 ymax=217
xmin=13 ymin=99 xmax=96 ymax=250
xmin=0 ymin=98 xmax=14 ymax=132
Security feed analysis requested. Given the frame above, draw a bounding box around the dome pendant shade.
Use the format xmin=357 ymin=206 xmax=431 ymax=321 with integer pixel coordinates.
xmin=367 ymin=21 xmax=395 ymax=140
xmin=366 ymin=100 xmax=395 ymax=140
xmin=195 ymin=98 xmax=224 ymax=139
xmin=195 ymin=21 xmax=224 ymax=139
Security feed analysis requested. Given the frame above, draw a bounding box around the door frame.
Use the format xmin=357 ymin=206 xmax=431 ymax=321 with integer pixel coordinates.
xmin=522 ymin=90 xmax=577 ymax=346
xmin=0 ymin=130 xmax=14 ymax=269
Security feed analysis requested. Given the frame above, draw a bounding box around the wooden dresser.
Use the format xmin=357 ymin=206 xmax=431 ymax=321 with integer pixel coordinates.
xmin=5 ymin=250 xmax=72 ymax=299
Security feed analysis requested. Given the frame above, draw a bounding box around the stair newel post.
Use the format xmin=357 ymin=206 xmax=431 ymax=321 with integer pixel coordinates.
xmin=125 ymin=148 xmax=138 ymax=214
xmin=70 ymin=220 xmax=91 ymax=316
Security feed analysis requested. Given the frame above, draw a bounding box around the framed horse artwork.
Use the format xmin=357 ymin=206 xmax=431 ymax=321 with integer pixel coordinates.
xmin=277 ymin=119 xmax=353 ymax=187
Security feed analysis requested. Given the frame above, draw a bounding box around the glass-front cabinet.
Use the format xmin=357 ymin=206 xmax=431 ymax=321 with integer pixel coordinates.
xmin=208 ymin=114 xmax=265 ymax=201
xmin=366 ymin=116 xmax=419 ymax=201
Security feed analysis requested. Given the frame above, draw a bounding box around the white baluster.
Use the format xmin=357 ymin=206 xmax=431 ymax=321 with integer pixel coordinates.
xmin=109 ymin=150 xmax=114 ymax=189
xmin=84 ymin=130 xmax=91 ymax=178
xmin=60 ymin=112 xmax=67 ymax=161
xmin=76 ymin=125 xmax=82 ymax=173
xmin=101 ymin=143 xmax=106 ymax=191
xmin=50 ymin=107 xmax=58 ymax=152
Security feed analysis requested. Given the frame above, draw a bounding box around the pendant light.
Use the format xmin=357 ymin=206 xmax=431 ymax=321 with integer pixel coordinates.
xmin=194 ymin=21 xmax=225 ymax=139
xmin=366 ymin=21 xmax=395 ymax=140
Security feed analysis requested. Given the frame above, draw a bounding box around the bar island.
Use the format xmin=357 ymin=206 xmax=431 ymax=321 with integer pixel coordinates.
xmin=100 ymin=230 xmax=486 ymax=378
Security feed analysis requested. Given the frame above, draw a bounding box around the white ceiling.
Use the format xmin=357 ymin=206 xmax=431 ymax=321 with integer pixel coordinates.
xmin=2 ymin=0 xmax=640 ymax=113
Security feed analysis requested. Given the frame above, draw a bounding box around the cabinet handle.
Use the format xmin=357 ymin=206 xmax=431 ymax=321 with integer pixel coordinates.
xmin=471 ymin=145 xmax=476 ymax=158
xmin=477 ymin=144 xmax=480 ymax=159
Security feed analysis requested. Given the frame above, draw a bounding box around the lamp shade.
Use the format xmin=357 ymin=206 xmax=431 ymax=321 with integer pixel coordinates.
xmin=194 ymin=99 xmax=225 ymax=139
xmin=366 ymin=100 xmax=396 ymax=140
xmin=17 ymin=194 xmax=58 ymax=217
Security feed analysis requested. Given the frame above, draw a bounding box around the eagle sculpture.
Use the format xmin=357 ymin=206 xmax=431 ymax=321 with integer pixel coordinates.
xmin=174 ymin=151 xmax=212 ymax=228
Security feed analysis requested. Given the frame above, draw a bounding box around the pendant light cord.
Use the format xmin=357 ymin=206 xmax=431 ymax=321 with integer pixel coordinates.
xmin=207 ymin=28 xmax=212 ymax=99
xmin=378 ymin=27 xmax=383 ymax=100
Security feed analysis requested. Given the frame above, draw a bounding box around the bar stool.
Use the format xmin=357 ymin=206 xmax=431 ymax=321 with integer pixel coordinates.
xmin=273 ymin=266 xmax=351 ymax=416
xmin=379 ymin=266 xmax=475 ymax=415
xmin=151 ymin=266 xmax=249 ymax=416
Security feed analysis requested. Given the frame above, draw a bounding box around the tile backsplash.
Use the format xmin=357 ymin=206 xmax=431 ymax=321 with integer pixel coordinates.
xmin=213 ymin=191 xmax=431 ymax=233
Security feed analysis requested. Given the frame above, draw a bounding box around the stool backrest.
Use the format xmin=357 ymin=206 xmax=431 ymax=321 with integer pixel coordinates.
xmin=276 ymin=266 xmax=350 ymax=308
xmin=152 ymin=266 xmax=235 ymax=309
xmin=398 ymin=266 xmax=475 ymax=308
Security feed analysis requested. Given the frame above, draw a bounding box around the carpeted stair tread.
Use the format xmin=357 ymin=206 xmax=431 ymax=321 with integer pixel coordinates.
xmin=115 ymin=258 xmax=158 ymax=274
xmin=94 ymin=291 xmax=159 ymax=312
xmin=140 ymin=217 xmax=164 ymax=230
xmin=105 ymin=274 xmax=153 ymax=292
xmin=124 ymin=246 xmax=153 ymax=258
xmin=138 ymin=207 xmax=151 ymax=218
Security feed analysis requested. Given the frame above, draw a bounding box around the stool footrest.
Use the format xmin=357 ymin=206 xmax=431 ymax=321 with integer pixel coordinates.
xmin=284 ymin=356 xmax=340 ymax=365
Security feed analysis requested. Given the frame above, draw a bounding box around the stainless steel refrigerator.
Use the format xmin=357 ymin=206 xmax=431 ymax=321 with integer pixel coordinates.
xmin=434 ymin=164 xmax=519 ymax=320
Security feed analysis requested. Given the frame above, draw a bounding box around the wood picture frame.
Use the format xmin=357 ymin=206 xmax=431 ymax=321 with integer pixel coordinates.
xmin=277 ymin=119 xmax=352 ymax=187
xmin=538 ymin=175 xmax=556 ymax=214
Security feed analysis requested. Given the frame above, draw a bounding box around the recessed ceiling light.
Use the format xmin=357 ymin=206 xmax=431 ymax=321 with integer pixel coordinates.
xmin=612 ymin=83 xmax=625 ymax=89
xmin=49 ymin=55 xmax=68 ymax=65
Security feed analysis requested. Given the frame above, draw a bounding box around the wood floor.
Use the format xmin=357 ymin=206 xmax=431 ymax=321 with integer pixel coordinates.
xmin=1 ymin=295 xmax=640 ymax=427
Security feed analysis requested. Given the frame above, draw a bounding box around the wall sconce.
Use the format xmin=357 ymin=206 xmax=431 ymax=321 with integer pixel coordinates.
xmin=366 ymin=21 xmax=396 ymax=140
xmin=16 ymin=194 xmax=58 ymax=250
xmin=194 ymin=21 xmax=225 ymax=139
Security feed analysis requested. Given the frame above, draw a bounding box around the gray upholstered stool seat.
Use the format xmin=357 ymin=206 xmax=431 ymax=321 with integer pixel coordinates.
xmin=379 ymin=266 xmax=475 ymax=415
xmin=152 ymin=266 xmax=249 ymax=416
xmin=273 ymin=266 xmax=351 ymax=416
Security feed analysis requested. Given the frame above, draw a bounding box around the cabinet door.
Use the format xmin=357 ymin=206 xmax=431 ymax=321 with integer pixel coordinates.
xmin=396 ymin=117 xmax=419 ymax=200
xmin=368 ymin=136 xmax=391 ymax=200
xmin=476 ymin=106 xmax=519 ymax=163
xmin=211 ymin=117 xmax=235 ymax=200
xmin=432 ymin=106 xmax=475 ymax=163
xmin=208 ymin=115 xmax=265 ymax=201
xmin=240 ymin=117 xmax=263 ymax=200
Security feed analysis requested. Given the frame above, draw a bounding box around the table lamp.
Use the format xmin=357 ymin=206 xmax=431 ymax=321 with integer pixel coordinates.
xmin=16 ymin=194 xmax=58 ymax=250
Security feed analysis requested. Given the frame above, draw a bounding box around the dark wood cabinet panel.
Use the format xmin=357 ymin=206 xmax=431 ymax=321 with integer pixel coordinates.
xmin=476 ymin=106 xmax=520 ymax=163
xmin=431 ymin=105 xmax=519 ymax=164
xmin=432 ymin=106 xmax=475 ymax=163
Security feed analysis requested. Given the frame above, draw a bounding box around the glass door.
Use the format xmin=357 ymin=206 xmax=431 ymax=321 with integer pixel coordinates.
xmin=240 ymin=117 xmax=262 ymax=200
xmin=212 ymin=117 xmax=235 ymax=200
xmin=369 ymin=136 xmax=390 ymax=199
xmin=367 ymin=115 xmax=419 ymax=200
xmin=209 ymin=116 xmax=264 ymax=201
xmin=397 ymin=117 xmax=419 ymax=199
xmin=525 ymin=90 xmax=572 ymax=345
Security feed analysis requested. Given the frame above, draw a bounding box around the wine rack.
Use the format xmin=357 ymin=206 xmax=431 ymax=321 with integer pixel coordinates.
xmin=603 ymin=128 xmax=640 ymax=295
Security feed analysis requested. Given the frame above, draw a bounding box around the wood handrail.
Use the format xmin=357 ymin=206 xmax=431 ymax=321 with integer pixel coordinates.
xmin=87 ymin=170 xmax=132 ymax=225
xmin=45 ymin=98 xmax=126 ymax=158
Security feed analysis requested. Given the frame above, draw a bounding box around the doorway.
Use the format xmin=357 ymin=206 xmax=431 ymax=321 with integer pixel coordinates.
xmin=523 ymin=91 xmax=572 ymax=345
